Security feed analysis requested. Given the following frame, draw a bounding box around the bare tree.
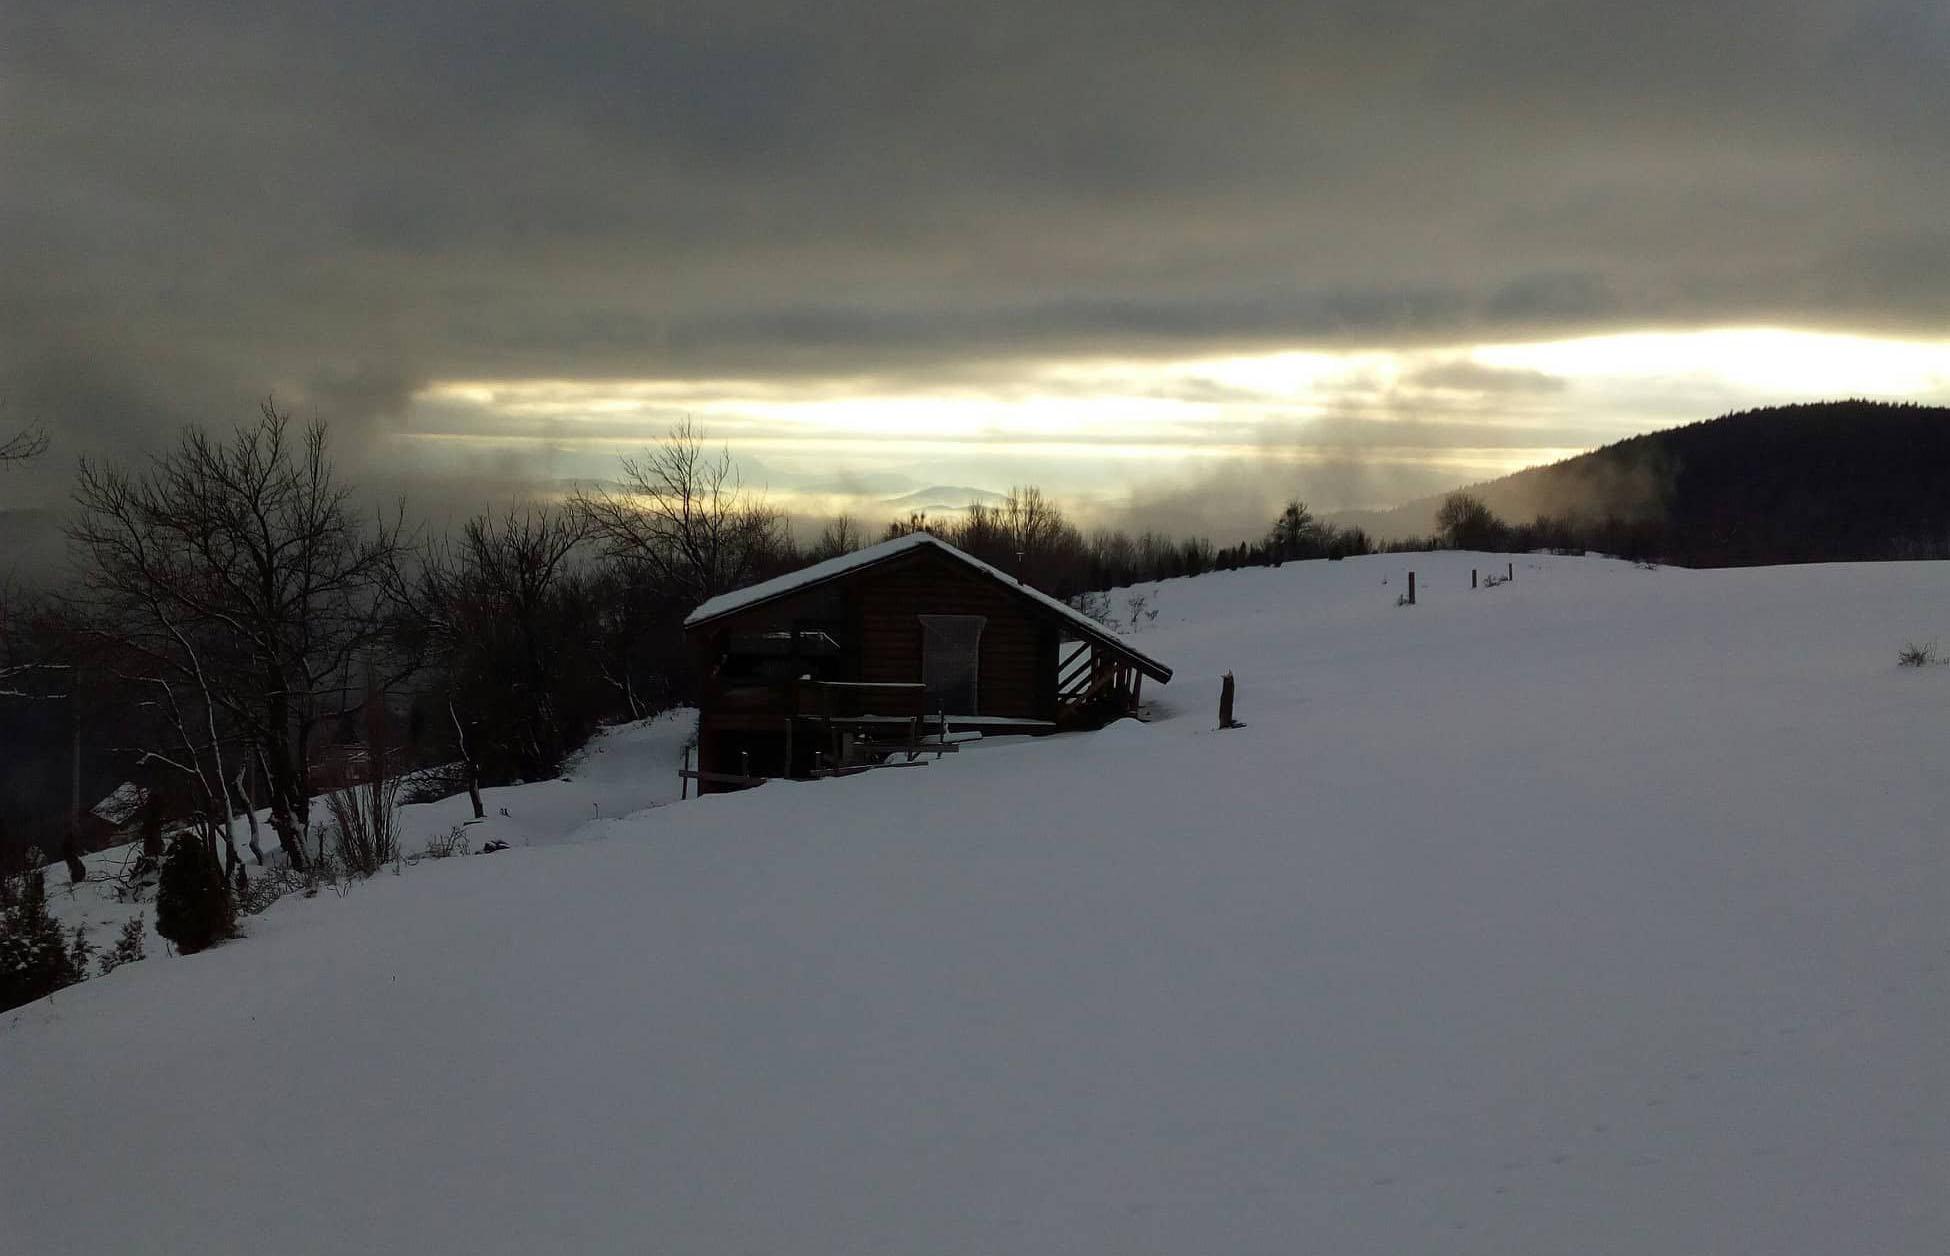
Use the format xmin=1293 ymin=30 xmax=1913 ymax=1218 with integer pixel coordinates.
xmin=127 ymin=629 xmax=247 ymax=882
xmin=408 ymin=506 xmax=595 ymax=781
xmin=67 ymin=402 xmax=407 ymax=869
xmin=1000 ymin=485 xmax=1068 ymax=563
xmin=810 ymin=514 xmax=862 ymax=561
xmin=572 ymin=419 xmax=789 ymax=606
xmin=1267 ymin=499 xmax=1317 ymax=561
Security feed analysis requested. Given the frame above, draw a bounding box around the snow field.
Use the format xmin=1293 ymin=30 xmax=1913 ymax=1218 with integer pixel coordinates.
xmin=4 ymin=552 xmax=1946 ymax=1254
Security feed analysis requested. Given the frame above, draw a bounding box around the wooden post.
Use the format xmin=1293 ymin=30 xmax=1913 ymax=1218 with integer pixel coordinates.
xmin=1507 ymin=561 xmax=1514 ymax=581
xmin=1472 ymin=569 xmax=1477 ymax=588
xmin=1408 ymin=571 xmax=1416 ymax=605
xmin=681 ymin=744 xmax=690 ymax=800
xmin=1219 ymin=671 xmax=1238 ymax=729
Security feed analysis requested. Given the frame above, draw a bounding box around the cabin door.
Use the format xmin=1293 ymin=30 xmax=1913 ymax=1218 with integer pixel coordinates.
xmin=919 ymin=614 xmax=985 ymax=715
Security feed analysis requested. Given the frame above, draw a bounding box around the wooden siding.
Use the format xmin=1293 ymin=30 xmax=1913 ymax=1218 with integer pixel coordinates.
xmin=853 ymin=548 xmax=1055 ymax=719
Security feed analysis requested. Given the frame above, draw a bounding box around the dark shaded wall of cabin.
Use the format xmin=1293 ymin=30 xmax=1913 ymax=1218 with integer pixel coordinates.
xmin=693 ymin=547 xmax=1061 ymax=719
xmin=689 ymin=548 xmax=1065 ymax=788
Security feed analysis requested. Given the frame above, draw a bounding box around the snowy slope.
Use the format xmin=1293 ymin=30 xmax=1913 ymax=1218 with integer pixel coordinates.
xmin=5 ymin=554 xmax=1947 ymax=1255
xmin=39 ymin=707 xmax=698 ymax=964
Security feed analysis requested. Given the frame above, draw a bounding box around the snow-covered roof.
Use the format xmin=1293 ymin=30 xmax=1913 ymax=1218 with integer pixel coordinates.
xmin=90 ymin=781 xmax=149 ymax=828
xmin=684 ymin=533 xmax=1173 ymax=682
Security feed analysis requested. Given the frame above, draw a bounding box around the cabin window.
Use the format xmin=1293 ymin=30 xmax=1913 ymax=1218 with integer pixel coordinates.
xmin=919 ymin=614 xmax=985 ymax=714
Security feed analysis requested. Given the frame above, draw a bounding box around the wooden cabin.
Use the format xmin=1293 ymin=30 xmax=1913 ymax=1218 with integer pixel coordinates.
xmin=683 ymin=533 xmax=1173 ymax=792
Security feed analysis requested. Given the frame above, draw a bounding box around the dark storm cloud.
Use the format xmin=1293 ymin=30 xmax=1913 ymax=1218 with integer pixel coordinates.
xmin=2 ymin=0 xmax=1945 ymax=488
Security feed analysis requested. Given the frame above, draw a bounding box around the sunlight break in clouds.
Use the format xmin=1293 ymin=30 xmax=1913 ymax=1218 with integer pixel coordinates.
xmin=402 ymin=327 xmax=1950 ymax=533
xmin=1476 ymin=328 xmax=1950 ymax=398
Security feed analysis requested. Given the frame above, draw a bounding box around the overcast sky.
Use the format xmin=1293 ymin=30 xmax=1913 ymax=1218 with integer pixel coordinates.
xmin=4 ymin=1 xmax=1948 ymax=538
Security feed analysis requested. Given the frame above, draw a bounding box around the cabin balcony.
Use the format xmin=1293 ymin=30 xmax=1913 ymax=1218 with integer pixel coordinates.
xmin=699 ymin=677 xmax=929 ymax=725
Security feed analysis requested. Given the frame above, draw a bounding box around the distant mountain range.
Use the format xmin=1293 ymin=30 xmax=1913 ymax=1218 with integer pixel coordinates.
xmin=1334 ymin=400 xmax=1950 ymax=565
xmin=879 ymin=485 xmax=1009 ymax=514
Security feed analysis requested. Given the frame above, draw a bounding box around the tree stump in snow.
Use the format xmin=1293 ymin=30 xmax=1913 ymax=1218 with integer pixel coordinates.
xmin=1219 ymin=672 xmax=1239 ymax=729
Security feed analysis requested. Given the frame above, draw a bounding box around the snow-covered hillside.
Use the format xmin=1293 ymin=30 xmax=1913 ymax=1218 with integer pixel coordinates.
xmin=5 ymin=554 xmax=1946 ymax=1255
xmin=38 ymin=706 xmax=699 ymax=955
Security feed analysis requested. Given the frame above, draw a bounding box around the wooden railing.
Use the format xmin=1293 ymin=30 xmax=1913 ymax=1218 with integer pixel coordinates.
xmin=703 ymin=678 xmax=927 ymax=720
xmin=1055 ymin=640 xmax=1142 ymax=723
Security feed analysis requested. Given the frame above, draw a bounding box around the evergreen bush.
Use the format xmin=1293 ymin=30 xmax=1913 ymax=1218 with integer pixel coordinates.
xmin=154 ymin=835 xmax=235 ymax=955
xmin=98 ymin=916 xmax=147 ymax=975
xmin=1 ymin=871 xmax=88 ymax=1011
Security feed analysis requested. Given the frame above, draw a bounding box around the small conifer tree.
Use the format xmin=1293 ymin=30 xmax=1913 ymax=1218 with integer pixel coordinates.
xmin=155 ymin=835 xmax=235 ymax=955
xmin=99 ymin=915 xmax=147 ymax=975
xmin=0 ymin=871 xmax=85 ymax=1011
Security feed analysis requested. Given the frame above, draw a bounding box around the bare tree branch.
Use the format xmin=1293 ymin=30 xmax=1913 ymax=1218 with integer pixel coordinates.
xmin=0 ymin=424 xmax=49 ymax=464
xmin=66 ymin=400 xmax=409 ymax=869
xmin=570 ymin=418 xmax=789 ymax=606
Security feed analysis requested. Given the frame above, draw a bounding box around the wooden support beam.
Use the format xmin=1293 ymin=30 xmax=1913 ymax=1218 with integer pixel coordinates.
xmin=807 ymin=760 xmax=931 ymax=779
xmin=679 ymin=768 xmax=771 ymax=787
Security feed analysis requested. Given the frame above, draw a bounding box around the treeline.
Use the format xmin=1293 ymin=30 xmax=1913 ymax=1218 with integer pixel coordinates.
xmin=1373 ymin=400 xmax=1950 ymax=566
xmin=1379 ymin=488 xmax=1694 ymax=560
xmin=880 ymin=491 xmax=1378 ymax=596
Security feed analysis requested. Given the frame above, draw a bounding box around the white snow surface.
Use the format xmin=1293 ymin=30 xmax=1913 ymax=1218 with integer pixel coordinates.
xmin=5 ymin=553 xmax=1947 ymax=1255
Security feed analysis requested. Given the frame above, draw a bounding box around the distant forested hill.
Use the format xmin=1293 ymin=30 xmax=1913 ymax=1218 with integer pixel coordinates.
xmin=1341 ymin=401 xmax=1950 ymax=566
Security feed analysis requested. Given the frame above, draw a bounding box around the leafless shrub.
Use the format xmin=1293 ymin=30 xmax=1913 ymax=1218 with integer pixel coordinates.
xmin=405 ymin=825 xmax=471 ymax=865
xmin=325 ymin=777 xmax=400 ymax=876
xmin=1068 ymin=590 xmax=1113 ymax=626
xmin=236 ymin=867 xmax=303 ymax=915
xmin=1897 ymin=640 xmax=1938 ymax=668
xmin=398 ymin=761 xmax=474 ymax=807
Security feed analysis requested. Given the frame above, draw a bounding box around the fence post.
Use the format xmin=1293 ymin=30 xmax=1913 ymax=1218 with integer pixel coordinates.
xmin=1408 ymin=571 xmax=1416 ymax=605
xmin=1472 ymin=568 xmax=1478 ymax=588
xmin=1507 ymin=561 xmax=1514 ymax=581
xmin=1219 ymin=671 xmax=1238 ymax=729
